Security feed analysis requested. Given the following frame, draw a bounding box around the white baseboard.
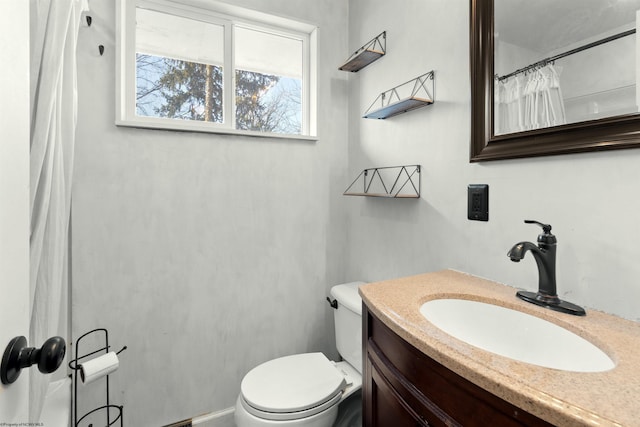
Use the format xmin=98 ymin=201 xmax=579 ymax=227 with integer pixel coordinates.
xmin=193 ymin=407 xmax=235 ymax=427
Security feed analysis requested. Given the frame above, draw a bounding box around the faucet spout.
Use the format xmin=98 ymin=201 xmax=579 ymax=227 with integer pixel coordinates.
xmin=507 ymin=241 xmax=538 ymax=262
xmin=507 ymin=241 xmax=558 ymax=299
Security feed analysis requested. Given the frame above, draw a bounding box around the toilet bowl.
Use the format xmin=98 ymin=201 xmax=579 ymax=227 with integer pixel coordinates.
xmin=234 ymin=282 xmax=365 ymax=427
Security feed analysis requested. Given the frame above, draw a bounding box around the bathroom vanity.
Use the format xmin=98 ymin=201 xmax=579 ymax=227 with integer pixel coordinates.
xmin=363 ymin=308 xmax=552 ymax=426
xmin=360 ymin=270 xmax=640 ymax=426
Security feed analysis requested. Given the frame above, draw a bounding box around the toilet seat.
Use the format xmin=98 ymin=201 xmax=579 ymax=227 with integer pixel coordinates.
xmin=240 ymin=389 xmax=342 ymax=421
xmin=240 ymin=353 xmax=346 ymax=421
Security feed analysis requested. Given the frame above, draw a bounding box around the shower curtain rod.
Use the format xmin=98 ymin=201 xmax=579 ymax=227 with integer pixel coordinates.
xmin=497 ymin=28 xmax=636 ymax=81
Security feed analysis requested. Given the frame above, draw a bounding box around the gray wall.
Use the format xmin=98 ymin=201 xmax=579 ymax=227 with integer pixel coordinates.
xmin=346 ymin=0 xmax=640 ymax=321
xmin=72 ymin=0 xmax=349 ymax=425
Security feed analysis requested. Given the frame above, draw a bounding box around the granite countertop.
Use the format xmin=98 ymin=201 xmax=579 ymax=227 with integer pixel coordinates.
xmin=359 ymin=269 xmax=640 ymax=427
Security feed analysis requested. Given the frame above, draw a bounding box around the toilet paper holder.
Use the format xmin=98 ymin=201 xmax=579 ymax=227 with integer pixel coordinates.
xmin=68 ymin=328 xmax=126 ymax=427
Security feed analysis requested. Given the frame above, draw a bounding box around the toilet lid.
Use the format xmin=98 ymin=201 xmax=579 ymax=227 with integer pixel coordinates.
xmin=241 ymin=353 xmax=346 ymax=415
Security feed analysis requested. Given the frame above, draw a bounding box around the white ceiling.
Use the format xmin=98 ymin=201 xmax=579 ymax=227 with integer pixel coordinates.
xmin=495 ymin=0 xmax=640 ymax=53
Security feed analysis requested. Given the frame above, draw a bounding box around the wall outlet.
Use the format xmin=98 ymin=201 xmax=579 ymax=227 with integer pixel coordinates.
xmin=468 ymin=184 xmax=489 ymax=221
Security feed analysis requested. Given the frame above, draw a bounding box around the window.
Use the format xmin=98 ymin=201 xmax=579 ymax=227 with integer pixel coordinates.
xmin=116 ymin=0 xmax=317 ymax=138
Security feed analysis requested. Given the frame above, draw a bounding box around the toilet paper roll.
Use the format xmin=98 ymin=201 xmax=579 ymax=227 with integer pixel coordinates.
xmin=80 ymin=352 xmax=119 ymax=385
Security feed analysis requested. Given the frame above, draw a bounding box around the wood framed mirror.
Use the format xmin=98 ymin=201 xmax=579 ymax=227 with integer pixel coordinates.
xmin=470 ymin=0 xmax=640 ymax=162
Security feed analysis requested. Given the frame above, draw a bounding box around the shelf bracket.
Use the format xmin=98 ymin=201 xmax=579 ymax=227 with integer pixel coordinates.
xmin=344 ymin=165 xmax=421 ymax=198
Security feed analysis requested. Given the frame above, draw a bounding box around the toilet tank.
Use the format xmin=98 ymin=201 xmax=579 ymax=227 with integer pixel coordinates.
xmin=330 ymin=282 xmax=365 ymax=374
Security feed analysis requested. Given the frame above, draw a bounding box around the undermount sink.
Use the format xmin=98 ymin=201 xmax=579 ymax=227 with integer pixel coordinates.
xmin=420 ymin=298 xmax=615 ymax=372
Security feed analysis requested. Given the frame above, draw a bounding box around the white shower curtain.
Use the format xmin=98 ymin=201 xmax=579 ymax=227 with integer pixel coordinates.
xmin=495 ymin=63 xmax=566 ymax=134
xmin=29 ymin=0 xmax=86 ymax=422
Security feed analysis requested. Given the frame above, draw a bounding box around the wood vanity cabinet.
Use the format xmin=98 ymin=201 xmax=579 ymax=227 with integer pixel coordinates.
xmin=362 ymin=305 xmax=554 ymax=427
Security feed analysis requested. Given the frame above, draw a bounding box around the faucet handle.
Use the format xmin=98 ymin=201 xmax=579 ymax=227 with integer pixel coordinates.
xmin=524 ymin=220 xmax=556 ymax=245
xmin=524 ymin=219 xmax=552 ymax=234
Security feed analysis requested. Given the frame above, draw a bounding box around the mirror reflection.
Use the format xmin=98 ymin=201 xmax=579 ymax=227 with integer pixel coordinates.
xmin=494 ymin=0 xmax=640 ymax=136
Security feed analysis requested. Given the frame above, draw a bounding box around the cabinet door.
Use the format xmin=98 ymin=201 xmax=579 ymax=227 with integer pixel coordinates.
xmin=368 ymin=360 xmax=429 ymax=427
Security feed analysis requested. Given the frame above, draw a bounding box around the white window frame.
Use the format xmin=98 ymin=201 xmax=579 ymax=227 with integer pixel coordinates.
xmin=116 ymin=0 xmax=318 ymax=140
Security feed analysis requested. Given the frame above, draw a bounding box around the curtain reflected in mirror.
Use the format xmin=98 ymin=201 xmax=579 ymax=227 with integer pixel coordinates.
xmin=494 ymin=0 xmax=640 ymax=136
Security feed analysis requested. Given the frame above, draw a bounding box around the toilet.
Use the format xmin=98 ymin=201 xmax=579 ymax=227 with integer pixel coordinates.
xmin=234 ymin=281 xmax=365 ymax=427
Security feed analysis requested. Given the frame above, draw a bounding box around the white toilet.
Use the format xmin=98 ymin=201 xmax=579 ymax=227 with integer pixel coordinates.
xmin=234 ymin=281 xmax=365 ymax=427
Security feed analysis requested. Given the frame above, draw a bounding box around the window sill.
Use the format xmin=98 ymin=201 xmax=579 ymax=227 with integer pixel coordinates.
xmin=115 ymin=118 xmax=318 ymax=142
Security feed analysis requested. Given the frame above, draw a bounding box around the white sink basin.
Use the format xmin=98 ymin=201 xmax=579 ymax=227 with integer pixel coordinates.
xmin=420 ymin=298 xmax=615 ymax=372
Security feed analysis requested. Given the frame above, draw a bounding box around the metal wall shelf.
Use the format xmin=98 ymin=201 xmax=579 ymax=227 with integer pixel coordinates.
xmin=339 ymin=31 xmax=386 ymax=72
xmin=344 ymin=165 xmax=421 ymax=198
xmin=363 ymin=71 xmax=434 ymax=119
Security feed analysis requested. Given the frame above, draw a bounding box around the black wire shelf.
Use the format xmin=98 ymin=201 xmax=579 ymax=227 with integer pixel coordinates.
xmin=344 ymin=165 xmax=421 ymax=198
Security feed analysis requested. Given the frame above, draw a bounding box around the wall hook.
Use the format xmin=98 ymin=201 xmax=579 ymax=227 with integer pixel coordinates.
xmin=99 ymin=45 xmax=104 ymax=56
xmin=1 ymin=336 xmax=66 ymax=385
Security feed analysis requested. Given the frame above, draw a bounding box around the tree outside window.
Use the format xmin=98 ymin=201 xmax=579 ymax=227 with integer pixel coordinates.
xmin=136 ymin=54 xmax=302 ymax=134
